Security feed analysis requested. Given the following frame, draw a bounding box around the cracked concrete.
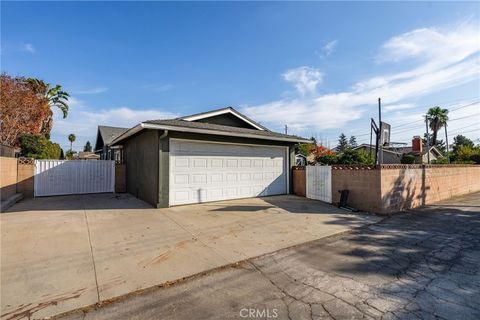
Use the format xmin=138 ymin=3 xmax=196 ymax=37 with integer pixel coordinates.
xmin=1 ymin=194 xmax=379 ymax=319
xmin=57 ymin=192 xmax=480 ymax=320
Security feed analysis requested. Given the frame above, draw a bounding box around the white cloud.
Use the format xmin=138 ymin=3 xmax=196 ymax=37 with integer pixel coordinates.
xmin=282 ymin=66 xmax=323 ymax=96
xmin=322 ymin=40 xmax=338 ymax=57
xmin=242 ymin=21 xmax=480 ymax=135
xmin=20 ymin=43 xmax=35 ymax=53
xmin=143 ymin=83 xmax=174 ymax=92
xmin=383 ymin=103 xmax=416 ymax=112
xmin=71 ymin=87 xmax=108 ymax=95
xmin=50 ymin=97 xmax=178 ymax=151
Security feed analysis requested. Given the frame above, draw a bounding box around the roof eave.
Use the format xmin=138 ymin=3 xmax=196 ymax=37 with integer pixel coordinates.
xmin=180 ymin=107 xmax=269 ymax=131
xmin=112 ymin=122 xmax=310 ymax=145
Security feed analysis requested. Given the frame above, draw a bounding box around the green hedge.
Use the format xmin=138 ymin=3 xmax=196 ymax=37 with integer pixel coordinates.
xmin=19 ymin=134 xmax=62 ymax=159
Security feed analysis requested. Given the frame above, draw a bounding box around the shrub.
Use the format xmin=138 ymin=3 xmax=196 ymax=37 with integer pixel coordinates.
xmin=431 ymin=156 xmax=448 ymax=164
xmin=19 ymin=134 xmax=61 ymax=159
xmin=336 ymin=148 xmax=374 ymax=165
xmin=454 ymin=145 xmax=480 ymax=163
xmin=316 ymin=154 xmax=338 ymax=165
xmin=470 ymin=153 xmax=480 ymax=164
xmin=401 ymin=154 xmax=416 ymax=164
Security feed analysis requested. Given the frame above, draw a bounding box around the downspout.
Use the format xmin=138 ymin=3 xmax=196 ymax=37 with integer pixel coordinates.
xmin=159 ymin=130 xmax=169 ymax=140
xmin=158 ymin=130 xmax=169 ymax=208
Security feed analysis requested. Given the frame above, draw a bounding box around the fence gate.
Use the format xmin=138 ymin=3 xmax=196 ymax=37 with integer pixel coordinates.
xmin=306 ymin=166 xmax=332 ymax=203
xmin=34 ymin=160 xmax=115 ymax=197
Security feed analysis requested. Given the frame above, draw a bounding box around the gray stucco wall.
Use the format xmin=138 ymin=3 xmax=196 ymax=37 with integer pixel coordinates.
xmin=121 ymin=129 xmax=298 ymax=208
xmin=123 ymin=129 xmax=159 ymax=206
xmin=194 ymin=113 xmax=257 ymax=129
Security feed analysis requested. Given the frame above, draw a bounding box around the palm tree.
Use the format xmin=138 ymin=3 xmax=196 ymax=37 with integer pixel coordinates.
xmin=68 ymin=134 xmax=76 ymax=152
xmin=24 ymin=78 xmax=70 ymax=135
xmin=426 ymin=106 xmax=449 ymax=145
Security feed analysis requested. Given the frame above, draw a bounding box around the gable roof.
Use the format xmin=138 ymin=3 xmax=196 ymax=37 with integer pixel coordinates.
xmin=180 ymin=107 xmax=269 ymax=131
xmin=355 ymin=144 xmax=443 ymax=156
xmin=111 ymin=119 xmax=310 ymax=145
xmin=95 ymin=125 xmax=129 ymax=151
xmin=354 ymin=144 xmax=403 ymax=155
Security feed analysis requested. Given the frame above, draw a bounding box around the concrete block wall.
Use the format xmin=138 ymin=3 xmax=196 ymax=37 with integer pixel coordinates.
xmin=330 ymin=165 xmax=480 ymax=214
xmin=0 ymin=157 xmax=18 ymax=200
xmin=380 ymin=165 xmax=480 ymax=214
xmin=331 ymin=167 xmax=381 ymax=212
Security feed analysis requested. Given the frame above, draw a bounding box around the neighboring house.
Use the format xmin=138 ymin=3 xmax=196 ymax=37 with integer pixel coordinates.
xmin=354 ymin=136 xmax=443 ymax=164
xmin=354 ymin=144 xmax=403 ymax=164
xmin=0 ymin=144 xmax=20 ymax=158
xmin=110 ymin=107 xmax=310 ymax=207
xmin=77 ymin=152 xmax=100 ymax=160
xmin=94 ymin=125 xmax=128 ymax=162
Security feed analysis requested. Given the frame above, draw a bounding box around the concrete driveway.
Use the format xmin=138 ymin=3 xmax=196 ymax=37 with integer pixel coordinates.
xmin=0 ymin=194 xmax=380 ymax=319
xmin=56 ymin=192 xmax=480 ymax=320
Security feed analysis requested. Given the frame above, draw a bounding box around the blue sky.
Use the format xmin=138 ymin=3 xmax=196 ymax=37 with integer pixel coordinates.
xmin=2 ymin=1 xmax=479 ymax=151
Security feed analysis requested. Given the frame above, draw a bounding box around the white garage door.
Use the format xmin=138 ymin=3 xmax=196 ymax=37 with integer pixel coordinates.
xmin=169 ymin=139 xmax=288 ymax=206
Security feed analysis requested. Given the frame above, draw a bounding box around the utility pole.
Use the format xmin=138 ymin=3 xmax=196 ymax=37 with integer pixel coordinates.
xmin=378 ymin=98 xmax=383 ymax=165
xmin=284 ymin=125 xmax=288 ymax=135
xmin=425 ymin=115 xmax=430 ymax=164
xmin=445 ymin=124 xmax=450 ymax=164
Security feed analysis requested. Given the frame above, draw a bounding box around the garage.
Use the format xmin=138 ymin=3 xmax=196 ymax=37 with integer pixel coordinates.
xmin=109 ymin=107 xmax=310 ymax=208
xmin=169 ymin=139 xmax=287 ymax=205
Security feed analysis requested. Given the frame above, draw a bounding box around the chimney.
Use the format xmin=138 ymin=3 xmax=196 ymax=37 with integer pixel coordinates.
xmin=412 ymin=136 xmax=422 ymax=153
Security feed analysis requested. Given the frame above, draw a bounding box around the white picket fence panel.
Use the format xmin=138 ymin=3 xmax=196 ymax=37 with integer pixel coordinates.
xmin=306 ymin=166 xmax=332 ymax=203
xmin=34 ymin=160 xmax=115 ymax=197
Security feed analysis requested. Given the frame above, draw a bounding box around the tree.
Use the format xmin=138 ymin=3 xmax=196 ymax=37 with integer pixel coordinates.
xmin=336 ymin=149 xmax=374 ymax=165
xmin=24 ymin=78 xmax=70 ymax=135
xmin=0 ymin=74 xmax=51 ymax=147
xmin=297 ymin=143 xmax=315 ymax=157
xmin=337 ymin=133 xmax=349 ymax=152
xmin=401 ymin=154 xmax=416 ymax=164
xmin=65 ymin=150 xmax=77 ymax=160
xmin=452 ymin=135 xmax=474 ymax=154
xmin=453 ymin=145 xmax=480 ymax=164
xmin=349 ymin=135 xmax=357 ymax=148
xmin=426 ymin=106 xmax=449 ymax=146
xmin=18 ymin=134 xmax=61 ymax=159
xmin=84 ymin=141 xmax=92 ymax=152
xmin=423 ymin=134 xmax=446 ymax=154
xmin=68 ymin=134 xmax=76 ymax=152
xmin=315 ymin=146 xmax=337 ymax=165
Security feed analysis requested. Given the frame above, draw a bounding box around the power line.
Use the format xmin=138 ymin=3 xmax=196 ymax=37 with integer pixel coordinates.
xmin=450 ymin=128 xmax=480 ymax=135
xmin=447 ymin=123 xmax=479 ymax=132
xmin=389 ymin=101 xmax=479 ymax=129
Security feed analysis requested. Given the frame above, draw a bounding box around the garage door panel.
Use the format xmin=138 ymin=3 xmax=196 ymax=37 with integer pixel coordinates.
xmin=169 ymin=140 xmax=287 ymax=206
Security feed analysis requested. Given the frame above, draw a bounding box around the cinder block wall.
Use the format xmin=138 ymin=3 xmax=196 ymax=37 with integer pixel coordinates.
xmin=331 ymin=165 xmax=480 ymax=214
xmin=332 ymin=167 xmax=381 ymax=212
xmin=380 ymin=165 xmax=480 ymax=214
xmin=0 ymin=157 xmax=18 ymax=200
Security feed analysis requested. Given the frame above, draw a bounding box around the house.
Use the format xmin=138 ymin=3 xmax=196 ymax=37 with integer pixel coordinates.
xmin=94 ymin=125 xmax=128 ymax=162
xmin=110 ymin=107 xmax=310 ymax=207
xmin=77 ymin=152 xmax=100 ymax=160
xmin=354 ymin=136 xmax=443 ymax=164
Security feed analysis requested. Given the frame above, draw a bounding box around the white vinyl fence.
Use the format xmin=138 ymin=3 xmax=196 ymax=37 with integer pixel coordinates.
xmin=306 ymin=166 xmax=332 ymax=203
xmin=34 ymin=160 xmax=115 ymax=197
